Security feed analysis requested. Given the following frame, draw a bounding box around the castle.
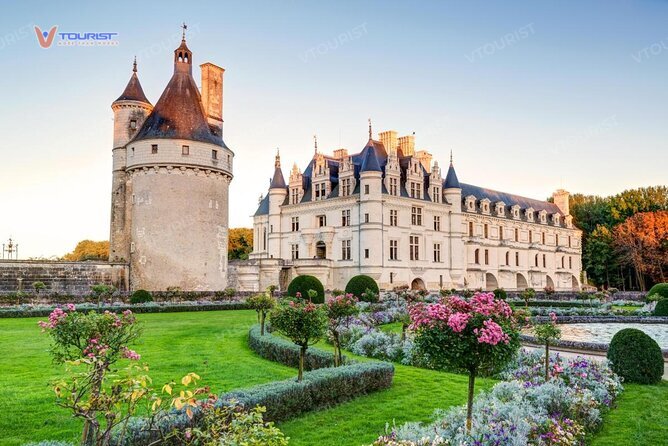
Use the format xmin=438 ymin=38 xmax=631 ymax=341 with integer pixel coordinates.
xmin=250 ymin=125 xmax=582 ymax=292
xmin=109 ymin=32 xmax=234 ymax=291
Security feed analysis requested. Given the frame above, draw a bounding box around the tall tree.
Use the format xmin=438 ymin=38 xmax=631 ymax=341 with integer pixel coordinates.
xmin=63 ymin=240 xmax=109 ymax=261
xmin=584 ymin=225 xmax=620 ymax=288
xmin=228 ymin=228 xmax=253 ymax=260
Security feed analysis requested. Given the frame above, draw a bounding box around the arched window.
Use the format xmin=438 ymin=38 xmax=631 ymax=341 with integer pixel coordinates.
xmin=505 ymin=251 xmax=510 ymax=265
xmin=543 ymin=254 xmax=546 ymax=268
xmin=535 ymin=253 xmax=539 ymax=267
xmin=515 ymin=252 xmax=519 ymax=266
xmin=561 ymin=256 xmax=565 ymax=268
xmin=474 ymin=249 xmax=480 ymax=264
xmin=569 ymin=256 xmax=572 ymax=269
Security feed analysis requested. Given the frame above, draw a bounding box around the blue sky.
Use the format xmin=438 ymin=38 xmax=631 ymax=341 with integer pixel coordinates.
xmin=1 ymin=0 xmax=667 ymax=258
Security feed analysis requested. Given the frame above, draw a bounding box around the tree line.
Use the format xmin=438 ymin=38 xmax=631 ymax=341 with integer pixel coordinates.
xmin=569 ymin=186 xmax=668 ymax=290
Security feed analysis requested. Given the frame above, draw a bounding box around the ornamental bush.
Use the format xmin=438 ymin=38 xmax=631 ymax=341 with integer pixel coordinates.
xmin=493 ymin=288 xmax=507 ymax=300
xmin=346 ymin=275 xmax=380 ymax=301
xmin=287 ymin=275 xmax=325 ymax=303
xmin=130 ymin=289 xmax=153 ymax=304
xmin=607 ymin=328 xmax=664 ymax=384
xmin=247 ymin=292 xmax=276 ymax=335
xmin=647 ymin=283 xmax=668 ymax=302
xmin=654 ymin=298 xmax=668 ymax=316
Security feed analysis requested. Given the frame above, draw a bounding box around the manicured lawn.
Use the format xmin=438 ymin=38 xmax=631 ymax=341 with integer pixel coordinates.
xmin=591 ymin=381 xmax=668 ymax=446
xmin=1 ymin=310 xmax=666 ymax=445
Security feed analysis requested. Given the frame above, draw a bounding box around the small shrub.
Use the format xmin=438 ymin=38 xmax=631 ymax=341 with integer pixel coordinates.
xmin=654 ymin=298 xmax=668 ymax=316
xmin=247 ymin=293 xmax=276 ymax=335
xmin=224 ymin=287 xmax=237 ymax=298
xmin=493 ymin=288 xmax=507 ymax=300
xmin=647 ymin=283 xmax=668 ymax=302
xmin=345 ymin=275 xmax=379 ymax=300
xmin=33 ymin=281 xmax=47 ymax=294
xmin=607 ymin=328 xmax=664 ymax=384
xmin=360 ymin=287 xmax=379 ymax=303
xmin=332 ymin=288 xmax=345 ymax=296
xmin=287 ymin=275 xmax=325 ymax=303
xmin=130 ymin=289 xmax=153 ymax=304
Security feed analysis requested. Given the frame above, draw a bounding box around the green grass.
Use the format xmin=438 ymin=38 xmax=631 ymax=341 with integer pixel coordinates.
xmin=591 ymin=382 xmax=668 ymax=446
xmin=0 ymin=310 xmax=666 ymax=445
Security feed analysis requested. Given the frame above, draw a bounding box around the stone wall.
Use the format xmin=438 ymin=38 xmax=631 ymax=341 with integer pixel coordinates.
xmin=0 ymin=261 xmax=129 ymax=295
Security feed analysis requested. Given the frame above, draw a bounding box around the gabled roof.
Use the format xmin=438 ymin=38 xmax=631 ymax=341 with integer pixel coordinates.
xmin=114 ymin=72 xmax=151 ymax=105
xmin=460 ymin=183 xmax=560 ymax=214
xmin=133 ymin=68 xmax=225 ymax=146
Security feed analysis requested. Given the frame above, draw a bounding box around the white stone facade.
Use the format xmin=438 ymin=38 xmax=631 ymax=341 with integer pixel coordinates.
xmin=251 ymin=132 xmax=581 ymax=292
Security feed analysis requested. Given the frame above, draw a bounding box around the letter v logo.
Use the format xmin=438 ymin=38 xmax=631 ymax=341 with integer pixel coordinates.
xmin=35 ymin=26 xmax=58 ymax=48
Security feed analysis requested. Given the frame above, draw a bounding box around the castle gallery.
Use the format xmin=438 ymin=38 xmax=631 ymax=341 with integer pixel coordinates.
xmin=109 ymin=36 xmax=582 ymax=293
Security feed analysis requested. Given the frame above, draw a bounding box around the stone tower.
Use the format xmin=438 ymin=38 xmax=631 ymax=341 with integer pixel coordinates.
xmin=110 ymin=33 xmax=234 ymax=291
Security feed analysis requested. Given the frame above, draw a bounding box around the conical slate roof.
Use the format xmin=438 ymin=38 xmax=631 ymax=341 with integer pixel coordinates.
xmin=444 ymin=163 xmax=461 ymax=188
xmin=360 ymin=144 xmax=382 ymax=172
xmin=270 ymin=167 xmax=286 ymax=189
xmin=114 ymin=71 xmax=151 ymax=104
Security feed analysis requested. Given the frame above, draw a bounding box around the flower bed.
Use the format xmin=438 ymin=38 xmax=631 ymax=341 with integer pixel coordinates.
xmin=0 ymin=301 xmax=250 ymax=318
xmin=372 ymin=350 xmax=623 ymax=445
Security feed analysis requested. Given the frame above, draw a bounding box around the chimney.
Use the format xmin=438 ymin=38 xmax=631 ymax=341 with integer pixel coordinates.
xmin=379 ymin=130 xmax=397 ymax=155
xmin=552 ymin=189 xmax=570 ymax=216
xmin=200 ymin=62 xmax=225 ymax=137
xmin=333 ymin=148 xmax=349 ymax=159
xmin=415 ymin=150 xmax=432 ymax=171
xmin=397 ymin=135 xmax=415 ymax=157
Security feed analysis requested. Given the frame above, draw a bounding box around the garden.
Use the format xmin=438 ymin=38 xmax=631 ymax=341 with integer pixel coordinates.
xmin=0 ymin=277 xmax=666 ymax=445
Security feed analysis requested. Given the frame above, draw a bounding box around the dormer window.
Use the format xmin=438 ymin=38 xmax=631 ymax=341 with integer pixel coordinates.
xmin=130 ymin=119 xmax=137 ymax=130
xmin=511 ymin=205 xmax=521 ymax=220
xmin=552 ymin=213 xmax=561 ymax=226
xmin=495 ymin=202 xmax=505 ymax=217
xmin=481 ymin=199 xmax=491 ymax=214
xmin=526 ymin=208 xmax=535 ymax=222
xmin=539 ymin=210 xmax=547 ymax=224
xmin=466 ymin=196 xmax=476 ymax=212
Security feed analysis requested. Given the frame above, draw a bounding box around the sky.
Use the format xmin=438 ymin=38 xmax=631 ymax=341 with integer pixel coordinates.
xmin=0 ymin=0 xmax=667 ymax=259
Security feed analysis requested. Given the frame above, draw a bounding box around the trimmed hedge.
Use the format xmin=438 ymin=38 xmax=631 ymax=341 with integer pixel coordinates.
xmin=345 ymin=275 xmax=379 ymax=301
xmin=287 ymin=275 xmax=325 ymax=303
xmin=607 ymin=328 xmax=664 ymax=384
xmin=113 ymin=327 xmax=394 ymax=445
xmin=0 ymin=302 xmax=250 ymax=318
xmin=248 ymin=324 xmax=341 ymax=370
xmin=130 ymin=289 xmax=152 ymax=304
xmin=654 ymin=298 xmax=668 ymax=316
xmin=647 ymin=283 xmax=668 ymax=302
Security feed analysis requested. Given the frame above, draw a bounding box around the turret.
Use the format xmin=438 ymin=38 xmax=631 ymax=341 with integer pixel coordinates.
xmin=443 ymin=153 xmax=462 ymax=212
xmin=111 ymin=58 xmax=152 ymax=149
xmin=267 ymin=150 xmax=287 ymax=258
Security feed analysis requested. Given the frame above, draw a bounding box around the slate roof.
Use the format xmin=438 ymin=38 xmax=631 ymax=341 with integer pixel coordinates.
xmin=443 ymin=163 xmax=460 ymax=189
xmin=270 ymin=167 xmax=286 ymax=189
xmin=460 ymin=183 xmax=561 ymax=214
xmin=114 ymin=72 xmax=151 ymax=104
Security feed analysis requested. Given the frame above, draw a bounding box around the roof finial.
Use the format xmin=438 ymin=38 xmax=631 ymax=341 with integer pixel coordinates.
xmin=450 ymin=150 xmax=453 ymax=165
xmin=368 ymin=118 xmax=373 ymax=139
xmin=275 ymin=148 xmax=281 ymax=168
xmin=313 ymin=134 xmax=318 ymax=153
xmin=132 ymin=56 xmax=137 ymax=73
xmin=181 ymin=22 xmax=188 ymax=41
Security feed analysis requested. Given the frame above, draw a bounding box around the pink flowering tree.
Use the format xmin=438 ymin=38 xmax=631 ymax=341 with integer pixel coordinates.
xmin=410 ymin=292 xmax=520 ymax=432
xmin=270 ymin=300 xmax=327 ymax=381
xmin=326 ymin=294 xmax=359 ymax=366
xmin=39 ymin=306 xmax=142 ymax=445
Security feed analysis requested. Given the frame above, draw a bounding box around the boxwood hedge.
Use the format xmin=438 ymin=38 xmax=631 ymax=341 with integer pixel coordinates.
xmin=345 ymin=275 xmax=379 ymax=301
xmin=286 ymin=275 xmax=325 ymax=303
xmin=607 ymin=328 xmax=664 ymax=384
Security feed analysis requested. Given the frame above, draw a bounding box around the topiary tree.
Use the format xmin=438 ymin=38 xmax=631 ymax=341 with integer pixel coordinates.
xmin=130 ymin=289 xmax=153 ymax=304
xmin=532 ymin=312 xmax=561 ymax=381
xmin=493 ymin=288 xmax=507 ymax=300
xmin=91 ymin=284 xmax=115 ymax=307
xmin=345 ymin=275 xmax=379 ymax=301
xmin=647 ymin=283 xmax=668 ymax=302
xmin=410 ymin=292 xmax=520 ymax=432
xmin=520 ymin=288 xmax=536 ymax=307
xmin=270 ymin=300 xmax=327 ymax=381
xmin=607 ymin=328 xmax=664 ymax=384
xmin=33 ymin=281 xmax=47 ymax=295
xmin=287 ymin=275 xmax=324 ymax=304
xmin=247 ymin=292 xmax=276 ymax=335
xmin=326 ymin=293 xmax=359 ymax=366
xmin=654 ymin=298 xmax=668 ymax=316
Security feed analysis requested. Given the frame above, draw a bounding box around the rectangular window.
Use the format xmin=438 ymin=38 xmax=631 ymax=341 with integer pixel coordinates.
xmin=341 ymin=209 xmax=350 ymax=227
xmin=568 ymin=236 xmax=572 ymax=247
xmin=364 ymin=248 xmax=369 ymax=259
xmin=130 ymin=119 xmax=137 ymax=130
xmin=411 ymin=207 xmax=422 ymax=226
xmin=499 ymin=225 xmax=504 ymax=240
xmin=389 ymin=240 xmax=398 ymax=260
xmin=515 ymin=251 xmax=520 ymax=266
xmin=514 ymin=228 xmax=519 ymax=242
xmin=390 ymin=209 xmax=398 ymax=227
xmin=364 ymin=213 xmax=369 ymax=223
xmin=291 ymin=188 xmax=300 ymax=204
xmin=555 ymin=234 xmax=560 ymax=246
xmin=484 ymin=224 xmax=489 ymax=238
xmin=182 ymin=145 xmax=189 ymax=155
xmin=341 ymin=178 xmax=351 ymax=196
xmin=314 ymin=183 xmax=327 ymax=201
xmin=543 ymin=254 xmax=546 ymax=268
xmin=390 ymin=272 xmax=394 ymax=283
xmin=151 ymin=144 xmax=158 ymax=154
xmin=542 ymin=232 xmax=546 ymax=244
xmin=317 ymin=215 xmax=326 ymax=227
xmin=341 ymin=240 xmax=351 ymax=260
xmin=291 ymin=217 xmax=299 ymax=232
xmin=569 ymin=256 xmax=572 ymax=269
xmin=469 ymin=222 xmax=474 ymax=236
xmin=529 ymin=231 xmax=533 ymax=243
xmin=484 ymin=249 xmax=489 ymax=265
xmin=433 ymin=215 xmax=441 ymax=231
xmin=212 ymin=149 xmax=218 ymax=160
xmin=433 ymin=243 xmax=441 ymax=262
xmin=390 ymin=177 xmax=398 ymax=196
xmin=432 ymin=186 xmax=440 ymax=203
xmin=291 ymin=244 xmax=299 ymax=260
xmin=364 ymin=184 xmax=370 ymax=195
xmin=410 ymin=235 xmax=420 ymax=261
xmin=130 ymin=147 xmax=135 ymax=156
